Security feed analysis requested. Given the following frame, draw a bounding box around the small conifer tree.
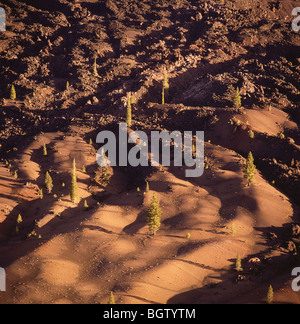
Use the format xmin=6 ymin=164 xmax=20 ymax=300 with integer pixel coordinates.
xmin=43 ymin=144 xmax=48 ymax=156
xmin=235 ymin=254 xmax=243 ymax=272
xmin=93 ymin=57 xmax=98 ymax=77
xmin=145 ymin=181 xmax=150 ymax=192
xmin=231 ymin=222 xmax=237 ymax=236
xmin=267 ymin=285 xmax=274 ymax=304
xmin=243 ymin=152 xmax=256 ymax=187
xmin=248 ymin=130 xmax=255 ymax=139
xmin=70 ymin=159 xmax=79 ymax=203
xmin=163 ymin=70 xmax=169 ymax=92
xmin=10 ymin=85 xmax=16 ymax=100
xmin=146 ymin=193 xmax=162 ymax=235
xmin=45 ymin=171 xmax=53 ymax=194
xmin=126 ymin=93 xmax=132 ymax=127
xmin=108 ymin=292 xmax=115 ymax=304
xmin=162 ymin=86 xmax=165 ymax=105
xmin=16 ymin=214 xmax=23 ymax=224
xmin=233 ymin=87 xmax=241 ymax=109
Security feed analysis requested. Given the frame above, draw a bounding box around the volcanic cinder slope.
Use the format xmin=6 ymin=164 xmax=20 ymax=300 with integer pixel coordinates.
xmin=0 ymin=0 xmax=299 ymax=304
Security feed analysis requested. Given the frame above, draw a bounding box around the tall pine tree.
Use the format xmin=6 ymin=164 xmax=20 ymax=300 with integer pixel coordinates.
xmin=267 ymin=285 xmax=274 ymax=304
xmin=10 ymin=85 xmax=16 ymax=100
xmin=235 ymin=254 xmax=243 ymax=272
xmin=45 ymin=171 xmax=53 ymax=194
xmin=93 ymin=57 xmax=98 ymax=77
xmin=70 ymin=158 xmax=79 ymax=203
xmin=233 ymin=87 xmax=241 ymax=109
xmin=43 ymin=144 xmax=48 ymax=156
xmin=146 ymin=193 xmax=162 ymax=235
xmin=126 ymin=93 xmax=132 ymax=127
xmin=162 ymin=86 xmax=165 ymax=105
xmin=243 ymin=152 xmax=256 ymax=187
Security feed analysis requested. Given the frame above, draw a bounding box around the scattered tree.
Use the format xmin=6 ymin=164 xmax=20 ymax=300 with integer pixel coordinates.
xmin=10 ymin=85 xmax=16 ymax=100
xmin=243 ymin=152 xmax=256 ymax=186
xmin=232 ymin=87 xmax=241 ymax=109
xmin=126 ymin=93 xmax=132 ymax=127
xmin=248 ymin=130 xmax=255 ymax=139
xmin=267 ymin=285 xmax=274 ymax=304
xmin=163 ymin=70 xmax=169 ymax=92
xmin=162 ymin=86 xmax=165 ymax=105
xmin=146 ymin=193 xmax=162 ymax=235
xmin=231 ymin=222 xmax=237 ymax=236
xmin=145 ymin=181 xmax=150 ymax=192
xmin=43 ymin=144 xmax=48 ymax=156
xmin=93 ymin=57 xmax=98 ymax=77
xmin=45 ymin=171 xmax=53 ymax=194
xmin=16 ymin=214 xmax=23 ymax=224
xmin=235 ymin=254 xmax=243 ymax=272
xmin=70 ymin=158 xmax=79 ymax=203
xmin=108 ymin=292 xmax=115 ymax=304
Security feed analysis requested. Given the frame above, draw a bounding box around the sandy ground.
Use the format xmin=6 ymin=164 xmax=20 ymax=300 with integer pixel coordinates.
xmin=0 ymin=130 xmax=298 ymax=304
